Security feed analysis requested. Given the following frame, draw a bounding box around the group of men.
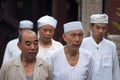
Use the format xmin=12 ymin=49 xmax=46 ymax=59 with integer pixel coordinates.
xmin=0 ymin=14 xmax=120 ymax=80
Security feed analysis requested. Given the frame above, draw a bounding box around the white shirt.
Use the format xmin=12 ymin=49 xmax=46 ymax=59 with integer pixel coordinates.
xmin=47 ymin=47 xmax=94 ymax=80
xmin=81 ymin=36 xmax=120 ymax=80
xmin=2 ymin=38 xmax=21 ymax=64
xmin=37 ymin=39 xmax=63 ymax=60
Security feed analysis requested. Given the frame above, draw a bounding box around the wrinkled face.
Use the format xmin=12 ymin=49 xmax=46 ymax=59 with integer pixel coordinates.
xmin=38 ymin=25 xmax=55 ymax=43
xmin=18 ymin=32 xmax=38 ymax=61
xmin=90 ymin=23 xmax=108 ymax=42
xmin=63 ymin=30 xmax=83 ymax=51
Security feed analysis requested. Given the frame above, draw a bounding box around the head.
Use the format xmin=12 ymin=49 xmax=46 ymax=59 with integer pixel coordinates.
xmin=18 ymin=20 xmax=33 ymax=34
xmin=18 ymin=30 xmax=38 ymax=62
xmin=90 ymin=14 xmax=108 ymax=43
xmin=63 ymin=21 xmax=84 ymax=52
xmin=37 ymin=15 xmax=57 ymax=43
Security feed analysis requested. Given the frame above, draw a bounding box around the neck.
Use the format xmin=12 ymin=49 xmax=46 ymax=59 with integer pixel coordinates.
xmin=93 ymin=36 xmax=103 ymax=44
xmin=21 ymin=56 xmax=36 ymax=65
xmin=22 ymin=61 xmax=35 ymax=67
xmin=64 ymin=46 xmax=79 ymax=66
xmin=21 ymin=58 xmax=35 ymax=76
xmin=39 ymin=39 xmax=52 ymax=48
xmin=64 ymin=46 xmax=79 ymax=56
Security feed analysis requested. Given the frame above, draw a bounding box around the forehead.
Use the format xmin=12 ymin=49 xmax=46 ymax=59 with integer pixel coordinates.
xmin=40 ymin=25 xmax=54 ymax=29
xmin=67 ymin=29 xmax=83 ymax=34
xmin=22 ymin=32 xmax=37 ymax=41
xmin=93 ymin=23 xmax=108 ymax=27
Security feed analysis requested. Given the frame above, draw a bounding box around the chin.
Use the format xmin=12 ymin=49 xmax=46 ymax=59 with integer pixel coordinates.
xmin=73 ymin=48 xmax=79 ymax=52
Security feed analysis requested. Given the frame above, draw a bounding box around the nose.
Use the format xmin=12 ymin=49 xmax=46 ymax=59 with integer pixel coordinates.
xmin=99 ymin=28 xmax=103 ymax=33
xmin=75 ymin=36 xmax=81 ymax=42
xmin=31 ymin=44 xmax=35 ymax=50
xmin=46 ymin=31 xmax=50 ymax=35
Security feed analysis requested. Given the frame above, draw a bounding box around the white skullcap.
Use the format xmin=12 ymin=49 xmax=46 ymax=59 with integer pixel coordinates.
xmin=37 ymin=15 xmax=57 ymax=28
xmin=19 ymin=20 xmax=33 ymax=29
xmin=64 ymin=21 xmax=83 ymax=33
xmin=90 ymin=14 xmax=108 ymax=23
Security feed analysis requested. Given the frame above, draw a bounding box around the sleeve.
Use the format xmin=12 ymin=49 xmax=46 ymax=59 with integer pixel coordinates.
xmin=52 ymin=39 xmax=63 ymax=48
xmin=86 ymin=54 xmax=94 ymax=80
xmin=112 ymin=44 xmax=120 ymax=80
xmin=2 ymin=42 xmax=12 ymax=64
xmin=0 ymin=65 xmax=6 ymax=80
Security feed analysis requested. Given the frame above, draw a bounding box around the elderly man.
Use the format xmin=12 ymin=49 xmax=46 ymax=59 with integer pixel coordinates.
xmin=47 ymin=21 xmax=94 ymax=80
xmin=81 ymin=14 xmax=120 ymax=80
xmin=0 ymin=30 xmax=53 ymax=80
xmin=2 ymin=20 xmax=34 ymax=64
xmin=37 ymin=15 xmax=63 ymax=60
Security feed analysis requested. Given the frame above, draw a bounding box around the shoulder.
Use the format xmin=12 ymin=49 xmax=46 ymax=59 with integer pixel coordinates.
xmin=36 ymin=57 xmax=51 ymax=66
xmin=82 ymin=37 xmax=92 ymax=44
xmin=80 ymin=47 xmax=93 ymax=59
xmin=103 ymin=38 xmax=116 ymax=47
xmin=81 ymin=37 xmax=92 ymax=47
xmin=50 ymin=47 xmax=63 ymax=56
xmin=47 ymin=47 xmax=64 ymax=60
xmin=1 ymin=56 xmax=18 ymax=69
xmin=83 ymin=37 xmax=91 ymax=41
xmin=7 ymin=38 xmax=18 ymax=45
xmin=52 ymin=39 xmax=63 ymax=46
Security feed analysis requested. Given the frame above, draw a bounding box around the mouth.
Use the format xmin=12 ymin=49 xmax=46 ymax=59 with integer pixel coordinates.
xmin=98 ymin=34 xmax=104 ymax=37
xmin=73 ymin=44 xmax=80 ymax=49
xmin=43 ymin=37 xmax=51 ymax=40
xmin=29 ymin=52 xmax=37 ymax=56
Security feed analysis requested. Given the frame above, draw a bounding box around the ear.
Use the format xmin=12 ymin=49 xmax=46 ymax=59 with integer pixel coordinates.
xmin=17 ymin=42 xmax=21 ymax=50
xmin=62 ymin=33 xmax=67 ymax=42
xmin=88 ymin=25 xmax=93 ymax=35
xmin=18 ymin=28 xmax=22 ymax=34
xmin=89 ymin=25 xmax=93 ymax=31
xmin=89 ymin=25 xmax=91 ymax=29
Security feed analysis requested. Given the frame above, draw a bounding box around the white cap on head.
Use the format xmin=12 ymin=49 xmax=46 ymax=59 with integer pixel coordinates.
xmin=63 ymin=21 xmax=83 ymax=33
xmin=90 ymin=14 xmax=108 ymax=23
xmin=37 ymin=15 xmax=57 ymax=28
xmin=19 ymin=20 xmax=33 ymax=29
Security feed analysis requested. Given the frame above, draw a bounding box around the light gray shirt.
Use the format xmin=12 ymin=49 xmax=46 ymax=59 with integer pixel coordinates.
xmin=0 ymin=56 xmax=53 ymax=80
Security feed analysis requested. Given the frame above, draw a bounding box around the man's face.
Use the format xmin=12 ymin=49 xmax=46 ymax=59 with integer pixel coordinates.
xmin=18 ymin=32 xmax=38 ymax=61
xmin=90 ymin=23 xmax=108 ymax=42
xmin=38 ymin=25 xmax=55 ymax=43
xmin=63 ymin=30 xmax=83 ymax=51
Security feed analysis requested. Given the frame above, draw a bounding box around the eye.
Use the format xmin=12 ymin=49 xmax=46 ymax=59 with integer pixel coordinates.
xmin=96 ymin=26 xmax=100 ymax=29
xmin=78 ymin=33 xmax=83 ymax=37
xmin=71 ymin=33 xmax=76 ymax=37
xmin=43 ymin=29 xmax=48 ymax=32
xmin=25 ymin=41 xmax=31 ymax=46
xmin=34 ymin=40 xmax=38 ymax=45
xmin=102 ymin=26 xmax=107 ymax=30
xmin=49 ymin=29 xmax=54 ymax=33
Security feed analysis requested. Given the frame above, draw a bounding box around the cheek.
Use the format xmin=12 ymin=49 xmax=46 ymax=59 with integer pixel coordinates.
xmin=50 ymin=32 xmax=54 ymax=36
xmin=22 ymin=46 xmax=29 ymax=50
xmin=35 ymin=45 xmax=39 ymax=49
xmin=67 ymin=38 xmax=73 ymax=43
xmin=39 ymin=31 xmax=45 ymax=35
xmin=48 ymin=31 xmax=54 ymax=35
xmin=92 ymin=29 xmax=98 ymax=34
xmin=80 ymin=37 xmax=83 ymax=41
